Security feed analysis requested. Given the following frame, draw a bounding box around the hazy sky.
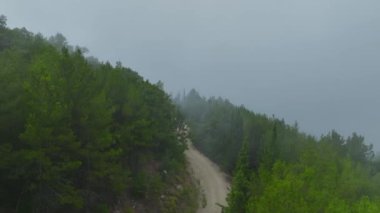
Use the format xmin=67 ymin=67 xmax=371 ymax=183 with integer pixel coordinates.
xmin=2 ymin=0 xmax=379 ymax=149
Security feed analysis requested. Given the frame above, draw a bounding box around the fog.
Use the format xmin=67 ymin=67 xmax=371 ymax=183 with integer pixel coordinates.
xmin=2 ymin=0 xmax=379 ymax=149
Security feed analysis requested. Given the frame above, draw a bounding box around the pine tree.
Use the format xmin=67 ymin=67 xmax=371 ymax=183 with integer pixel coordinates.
xmin=226 ymin=140 xmax=250 ymax=213
xmin=19 ymin=46 xmax=84 ymax=211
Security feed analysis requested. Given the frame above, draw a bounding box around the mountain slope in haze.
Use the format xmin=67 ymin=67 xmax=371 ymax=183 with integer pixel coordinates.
xmin=177 ymin=89 xmax=380 ymax=212
xmin=0 ymin=16 xmax=197 ymax=213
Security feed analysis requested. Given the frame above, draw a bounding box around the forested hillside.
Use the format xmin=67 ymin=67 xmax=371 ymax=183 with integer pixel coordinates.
xmin=177 ymin=89 xmax=380 ymax=212
xmin=0 ymin=16 xmax=197 ymax=212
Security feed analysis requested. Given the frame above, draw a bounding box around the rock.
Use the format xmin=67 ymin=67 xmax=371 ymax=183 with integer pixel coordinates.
xmin=176 ymin=184 xmax=183 ymax=191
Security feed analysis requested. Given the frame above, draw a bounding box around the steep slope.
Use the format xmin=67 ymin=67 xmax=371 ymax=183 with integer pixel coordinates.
xmin=177 ymin=89 xmax=380 ymax=213
xmin=0 ymin=16 xmax=197 ymax=212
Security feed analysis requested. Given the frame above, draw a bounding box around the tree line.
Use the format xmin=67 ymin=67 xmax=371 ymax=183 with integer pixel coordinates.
xmin=0 ymin=16 xmax=193 ymax=212
xmin=176 ymin=89 xmax=380 ymax=213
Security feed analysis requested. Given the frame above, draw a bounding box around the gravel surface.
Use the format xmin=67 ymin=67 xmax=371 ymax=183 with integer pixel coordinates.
xmin=185 ymin=142 xmax=230 ymax=213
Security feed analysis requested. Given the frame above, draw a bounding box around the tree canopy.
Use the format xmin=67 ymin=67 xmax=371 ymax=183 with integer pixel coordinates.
xmin=0 ymin=16 xmax=192 ymax=212
xmin=177 ymin=89 xmax=380 ymax=213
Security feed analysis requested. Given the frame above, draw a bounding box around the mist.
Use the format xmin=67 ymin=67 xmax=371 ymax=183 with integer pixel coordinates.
xmin=2 ymin=0 xmax=379 ymax=149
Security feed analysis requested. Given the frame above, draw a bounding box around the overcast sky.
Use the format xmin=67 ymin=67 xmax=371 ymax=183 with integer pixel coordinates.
xmin=2 ymin=0 xmax=379 ymax=149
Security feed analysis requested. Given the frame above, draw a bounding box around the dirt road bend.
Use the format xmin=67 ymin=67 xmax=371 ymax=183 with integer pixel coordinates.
xmin=185 ymin=142 xmax=230 ymax=213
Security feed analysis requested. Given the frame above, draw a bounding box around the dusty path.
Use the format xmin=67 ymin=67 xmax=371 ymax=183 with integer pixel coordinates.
xmin=185 ymin=142 xmax=230 ymax=213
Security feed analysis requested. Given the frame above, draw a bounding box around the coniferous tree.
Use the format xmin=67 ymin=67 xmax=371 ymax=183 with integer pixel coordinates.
xmin=226 ymin=140 xmax=250 ymax=213
xmin=0 ymin=19 xmax=190 ymax=211
xmin=178 ymin=89 xmax=380 ymax=213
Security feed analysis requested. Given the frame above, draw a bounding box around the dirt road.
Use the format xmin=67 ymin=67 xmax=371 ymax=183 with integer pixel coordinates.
xmin=185 ymin=142 xmax=230 ymax=213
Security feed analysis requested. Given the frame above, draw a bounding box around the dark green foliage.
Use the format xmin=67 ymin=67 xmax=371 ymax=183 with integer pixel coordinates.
xmin=346 ymin=133 xmax=374 ymax=163
xmin=177 ymin=89 xmax=380 ymax=212
xmin=0 ymin=17 xmax=186 ymax=212
xmin=226 ymin=141 xmax=250 ymax=213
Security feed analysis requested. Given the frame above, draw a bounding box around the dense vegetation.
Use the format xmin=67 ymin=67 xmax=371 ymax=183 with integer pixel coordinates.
xmin=3 ymin=13 xmax=380 ymax=212
xmin=177 ymin=89 xmax=380 ymax=213
xmin=0 ymin=16 xmax=197 ymax=212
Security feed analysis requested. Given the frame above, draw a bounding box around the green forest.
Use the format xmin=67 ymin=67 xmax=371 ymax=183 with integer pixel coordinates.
xmin=2 ymin=14 xmax=380 ymax=213
xmin=0 ymin=16 xmax=197 ymax=212
xmin=176 ymin=89 xmax=380 ymax=213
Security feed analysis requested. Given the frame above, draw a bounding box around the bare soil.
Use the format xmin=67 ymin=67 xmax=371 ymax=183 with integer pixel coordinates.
xmin=185 ymin=142 xmax=230 ymax=213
